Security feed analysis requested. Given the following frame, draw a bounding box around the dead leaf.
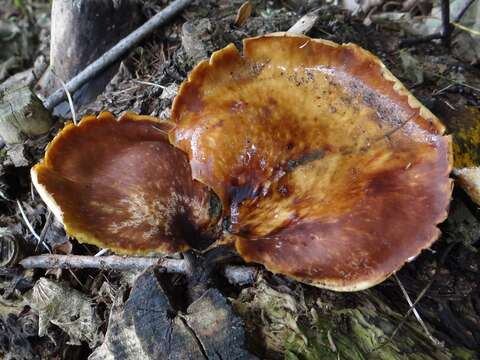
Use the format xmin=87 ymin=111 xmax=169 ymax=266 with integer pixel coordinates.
xmin=28 ymin=278 xmax=103 ymax=348
xmin=234 ymin=1 xmax=253 ymax=27
xmin=0 ymin=227 xmax=17 ymax=267
xmin=399 ymin=50 xmax=424 ymax=84
xmin=52 ymin=240 xmax=72 ymax=255
xmin=5 ymin=144 xmax=30 ymax=167
xmin=454 ymin=167 xmax=480 ymax=205
xmin=160 ymin=83 xmax=179 ymax=101
xmin=338 ymin=0 xmax=384 ymax=14
xmin=288 ymin=11 xmax=319 ymax=35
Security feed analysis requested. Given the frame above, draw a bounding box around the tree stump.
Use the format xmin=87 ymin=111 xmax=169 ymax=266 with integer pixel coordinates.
xmin=37 ymin=0 xmax=141 ymax=115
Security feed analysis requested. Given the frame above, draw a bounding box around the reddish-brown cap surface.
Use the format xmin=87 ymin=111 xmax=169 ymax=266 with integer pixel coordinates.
xmin=170 ymin=33 xmax=453 ymax=290
xmin=32 ymin=112 xmax=218 ymax=254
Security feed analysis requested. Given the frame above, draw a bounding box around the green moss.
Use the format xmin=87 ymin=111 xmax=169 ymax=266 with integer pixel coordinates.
xmin=233 ymin=278 xmax=479 ymax=360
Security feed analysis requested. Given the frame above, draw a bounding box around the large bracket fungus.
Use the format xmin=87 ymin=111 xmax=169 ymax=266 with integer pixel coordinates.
xmin=32 ymin=33 xmax=452 ymax=291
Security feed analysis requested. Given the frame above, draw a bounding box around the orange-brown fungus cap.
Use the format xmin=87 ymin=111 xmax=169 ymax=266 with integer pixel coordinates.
xmin=32 ymin=112 xmax=218 ymax=254
xmin=170 ymin=33 xmax=453 ymax=291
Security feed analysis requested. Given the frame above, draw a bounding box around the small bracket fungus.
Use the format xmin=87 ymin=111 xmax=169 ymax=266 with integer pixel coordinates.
xmin=32 ymin=33 xmax=452 ymax=291
xmin=31 ymin=112 xmax=220 ymax=254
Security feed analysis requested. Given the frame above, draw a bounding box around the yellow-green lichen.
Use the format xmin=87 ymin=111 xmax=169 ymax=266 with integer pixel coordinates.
xmin=451 ymin=107 xmax=480 ymax=168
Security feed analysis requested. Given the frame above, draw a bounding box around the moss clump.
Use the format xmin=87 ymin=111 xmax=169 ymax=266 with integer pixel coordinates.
xmin=233 ymin=276 xmax=478 ymax=360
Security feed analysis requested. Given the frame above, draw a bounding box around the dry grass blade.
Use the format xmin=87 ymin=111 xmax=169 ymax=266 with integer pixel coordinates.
xmin=60 ymin=79 xmax=77 ymax=125
xmin=52 ymin=70 xmax=78 ymax=125
xmin=132 ymin=79 xmax=165 ymax=88
xmin=452 ymin=22 xmax=480 ymax=36
xmin=394 ymin=274 xmax=441 ymax=346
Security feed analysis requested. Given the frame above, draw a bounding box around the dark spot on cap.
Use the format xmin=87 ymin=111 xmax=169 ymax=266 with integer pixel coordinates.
xmin=278 ymin=184 xmax=290 ymax=197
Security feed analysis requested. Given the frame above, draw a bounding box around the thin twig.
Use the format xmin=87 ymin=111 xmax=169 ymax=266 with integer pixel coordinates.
xmin=21 ymin=254 xmax=185 ymax=272
xmin=429 ymin=72 xmax=480 ymax=94
xmin=132 ymin=79 xmax=166 ymax=88
xmin=43 ymin=0 xmax=192 ymax=110
xmin=394 ymin=274 xmax=440 ymax=345
xmin=440 ymin=0 xmax=451 ymax=45
xmin=432 ymin=84 xmax=454 ymax=96
xmin=19 ymin=254 xmax=258 ymax=286
xmin=17 ymin=200 xmax=50 ymax=252
xmin=375 ymin=243 xmax=457 ymax=352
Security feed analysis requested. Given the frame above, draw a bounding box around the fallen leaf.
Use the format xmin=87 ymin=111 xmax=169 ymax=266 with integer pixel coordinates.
xmin=454 ymin=167 xmax=480 ymax=206
xmin=234 ymin=1 xmax=253 ymax=27
xmin=28 ymin=278 xmax=103 ymax=348
xmin=288 ymin=11 xmax=319 ymax=35
xmin=399 ymin=50 xmax=424 ymax=84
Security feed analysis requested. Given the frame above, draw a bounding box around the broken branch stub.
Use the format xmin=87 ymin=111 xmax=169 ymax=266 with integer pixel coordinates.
xmin=32 ymin=34 xmax=452 ymax=292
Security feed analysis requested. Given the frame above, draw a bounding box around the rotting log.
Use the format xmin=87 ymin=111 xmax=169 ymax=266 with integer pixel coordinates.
xmin=0 ymin=86 xmax=52 ymax=144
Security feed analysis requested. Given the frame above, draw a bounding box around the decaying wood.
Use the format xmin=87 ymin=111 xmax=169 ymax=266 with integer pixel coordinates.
xmin=0 ymin=86 xmax=52 ymax=144
xmin=43 ymin=0 xmax=193 ymax=110
xmin=90 ymin=270 xmax=257 ymax=359
xmin=19 ymin=254 xmax=258 ymax=286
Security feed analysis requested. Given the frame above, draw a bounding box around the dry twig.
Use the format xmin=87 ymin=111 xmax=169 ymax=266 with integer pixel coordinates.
xmin=20 ymin=254 xmax=259 ymax=286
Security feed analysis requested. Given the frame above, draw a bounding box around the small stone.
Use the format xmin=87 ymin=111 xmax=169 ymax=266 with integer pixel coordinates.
xmin=160 ymin=83 xmax=179 ymax=101
xmin=181 ymin=18 xmax=213 ymax=64
xmin=6 ymin=144 xmax=29 ymax=167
